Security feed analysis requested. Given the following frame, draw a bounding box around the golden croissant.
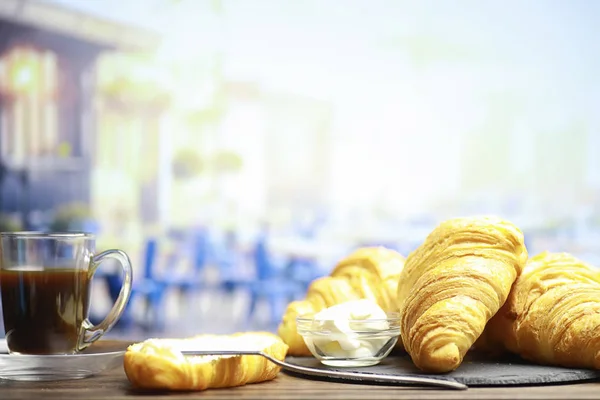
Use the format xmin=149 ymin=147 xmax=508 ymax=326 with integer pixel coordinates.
xmin=397 ymin=216 xmax=528 ymax=373
xmin=278 ymin=247 xmax=406 ymax=356
xmin=124 ymin=332 xmax=288 ymax=391
xmin=482 ymin=252 xmax=600 ymax=369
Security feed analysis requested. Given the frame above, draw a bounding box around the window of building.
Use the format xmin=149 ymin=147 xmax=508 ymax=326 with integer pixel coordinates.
xmin=0 ymin=45 xmax=81 ymax=164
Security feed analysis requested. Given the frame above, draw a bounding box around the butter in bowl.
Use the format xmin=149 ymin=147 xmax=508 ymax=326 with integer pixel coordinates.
xmin=296 ymin=299 xmax=400 ymax=367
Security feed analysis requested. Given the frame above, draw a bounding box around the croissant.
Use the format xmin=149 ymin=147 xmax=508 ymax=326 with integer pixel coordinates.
xmin=278 ymin=247 xmax=406 ymax=356
xmin=123 ymin=332 xmax=288 ymax=391
xmin=482 ymin=252 xmax=600 ymax=369
xmin=397 ymin=216 xmax=528 ymax=373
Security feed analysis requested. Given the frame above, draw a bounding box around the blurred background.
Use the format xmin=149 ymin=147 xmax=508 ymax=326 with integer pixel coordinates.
xmin=0 ymin=0 xmax=599 ymax=339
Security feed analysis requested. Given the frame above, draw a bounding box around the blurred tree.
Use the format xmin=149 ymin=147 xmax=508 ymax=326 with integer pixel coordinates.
xmin=0 ymin=214 xmax=23 ymax=232
xmin=168 ymin=0 xmax=222 ymax=11
xmin=50 ymin=202 xmax=93 ymax=232
xmin=212 ymin=150 xmax=243 ymax=174
xmin=184 ymin=107 xmax=223 ymax=127
xmin=460 ymin=90 xmax=526 ymax=195
xmin=57 ymin=142 xmax=72 ymax=158
xmin=384 ymin=34 xmax=481 ymax=69
xmin=172 ymin=149 xmax=205 ymax=179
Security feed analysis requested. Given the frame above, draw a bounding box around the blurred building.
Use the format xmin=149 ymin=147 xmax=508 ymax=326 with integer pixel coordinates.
xmin=459 ymin=96 xmax=593 ymax=218
xmin=92 ymin=53 xmax=171 ymax=236
xmin=459 ymin=95 xmax=517 ymax=196
xmin=0 ymin=0 xmax=158 ymax=228
xmin=166 ymin=80 xmax=334 ymax=229
xmin=263 ymin=92 xmax=333 ymax=213
xmin=533 ymin=125 xmax=588 ymax=198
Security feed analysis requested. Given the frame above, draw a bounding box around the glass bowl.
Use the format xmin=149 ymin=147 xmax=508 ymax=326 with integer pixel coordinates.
xmin=296 ymin=313 xmax=401 ymax=367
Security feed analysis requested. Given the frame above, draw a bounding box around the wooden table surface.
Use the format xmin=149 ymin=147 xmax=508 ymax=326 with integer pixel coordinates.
xmin=2 ymin=365 xmax=600 ymax=400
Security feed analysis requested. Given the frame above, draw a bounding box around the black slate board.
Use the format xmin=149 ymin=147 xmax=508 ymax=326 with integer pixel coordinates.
xmin=285 ymin=353 xmax=600 ymax=387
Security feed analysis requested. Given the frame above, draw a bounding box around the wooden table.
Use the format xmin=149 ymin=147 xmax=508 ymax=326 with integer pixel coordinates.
xmin=2 ymin=365 xmax=600 ymax=400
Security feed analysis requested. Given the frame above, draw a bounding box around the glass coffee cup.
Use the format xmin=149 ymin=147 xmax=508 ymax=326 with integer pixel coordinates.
xmin=0 ymin=232 xmax=133 ymax=355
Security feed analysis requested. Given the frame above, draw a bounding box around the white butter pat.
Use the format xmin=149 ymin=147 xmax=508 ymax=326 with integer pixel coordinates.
xmin=308 ymin=299 xmax=390 ymax=359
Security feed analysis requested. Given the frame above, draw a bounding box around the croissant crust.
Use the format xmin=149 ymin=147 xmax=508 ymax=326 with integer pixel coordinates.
xmin=484 ymin=251 xmax=600 ymax=369
xmin=397 ymin=216 xmax=528 ymax=373
xmin=278 ymin=247 xmax=405 ymax=355
xmin=123 ymin=332 xmax=288 ymax=391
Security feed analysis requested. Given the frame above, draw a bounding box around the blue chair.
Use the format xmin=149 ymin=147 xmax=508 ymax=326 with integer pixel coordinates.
xmin=118 ymin=232 xmax=205 ymax=330
xmin=246 ymin=235 xmax=305 ymax=329
xmin=157 ymin=228 xmax=210 ymax=297
xmin=135 ymin=238 xmax=170 ymax=328
xmin=285 ymin=255 xmax=323 ymax=292
xmin=214 ymin=231 xmax=251 ymax=293
xmin=101 ymin=237 xmax=168 ymax=331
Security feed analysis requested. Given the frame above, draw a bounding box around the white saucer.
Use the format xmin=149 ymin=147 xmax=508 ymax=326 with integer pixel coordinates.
xmin=0 ymin=339 xmax=128 ymax=381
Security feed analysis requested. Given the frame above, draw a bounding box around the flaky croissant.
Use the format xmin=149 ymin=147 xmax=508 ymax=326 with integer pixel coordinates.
xmin=278 ymin=247 xmax=405 ymax=356
xmin=482 ymin=252 xmax=600 ymax=369
xmin=397 ymin=216 xmax=528 ymax=373
xmin=124 ymin=332 xmax=288 ymax=391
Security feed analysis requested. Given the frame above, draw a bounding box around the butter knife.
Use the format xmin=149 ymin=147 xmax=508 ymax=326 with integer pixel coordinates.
xmin=181 ymin=350 xmax=468 ymax=391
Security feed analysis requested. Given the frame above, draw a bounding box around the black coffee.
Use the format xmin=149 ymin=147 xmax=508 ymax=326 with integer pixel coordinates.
xmin=0 ymin=268 xmax=91 ymax=354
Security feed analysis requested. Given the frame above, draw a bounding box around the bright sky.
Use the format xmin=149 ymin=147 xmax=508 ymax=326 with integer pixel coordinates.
xmin=41 ymin=0 xmax=600 ymax=147
xmin=41 ymin=0 xmax=600 ymax=211
xmin=42 ymin=0 xmax=600 ymax=103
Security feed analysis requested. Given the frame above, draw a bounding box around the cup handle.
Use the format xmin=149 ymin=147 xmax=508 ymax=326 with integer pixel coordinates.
xmin=78 ymin=249 xmax=133 ymax=351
